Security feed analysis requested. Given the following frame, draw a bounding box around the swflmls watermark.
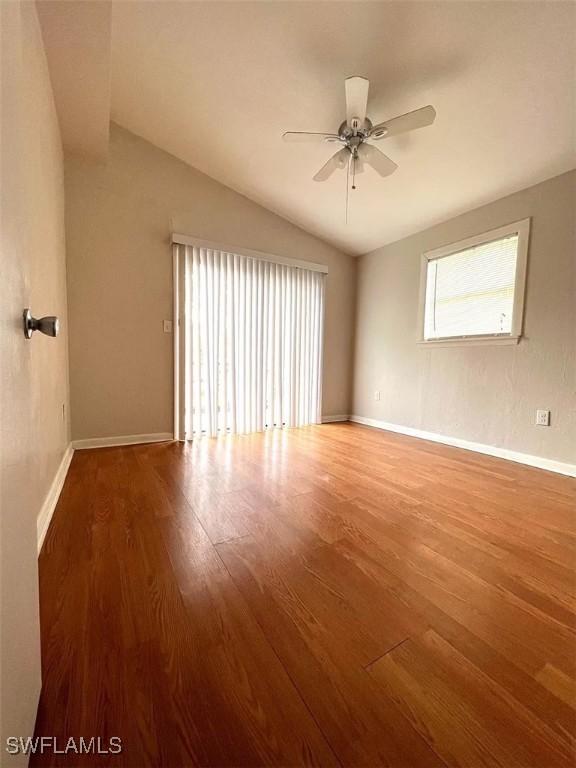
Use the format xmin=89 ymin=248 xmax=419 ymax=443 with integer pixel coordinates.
xmin=6 ymin=736 xmax=122 ymax=756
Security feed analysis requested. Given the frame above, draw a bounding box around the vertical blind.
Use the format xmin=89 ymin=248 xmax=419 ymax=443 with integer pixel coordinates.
xmin=424 ymin=233 xmax=519 ymax=339
xmin=181 ymin=245 xmax=325 ymax=438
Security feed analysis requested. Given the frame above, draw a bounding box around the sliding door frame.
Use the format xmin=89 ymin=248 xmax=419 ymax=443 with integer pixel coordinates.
xmin=173 ymin=244 xmax=186 ymax=441
xmin=172 ymin=234 xmax=328 ymax=442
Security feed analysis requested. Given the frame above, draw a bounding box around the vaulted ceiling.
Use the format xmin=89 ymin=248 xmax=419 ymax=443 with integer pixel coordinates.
xmin=41 ymin=1 xmax=576 ymax=256
xmin=37 ymin=0 xmax=111 ymax=159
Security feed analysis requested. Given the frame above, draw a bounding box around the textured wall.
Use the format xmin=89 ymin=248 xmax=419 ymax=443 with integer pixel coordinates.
xmin=353 ymin=171 xmax=575 ymax=464
xmin=65 ymin=125 xmax=356 ymax=440
xmin=0 ymin=0 xmax=70 ymax=756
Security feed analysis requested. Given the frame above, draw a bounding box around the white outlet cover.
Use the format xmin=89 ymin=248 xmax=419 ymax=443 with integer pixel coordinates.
xmin=163 ymin=320 xmax=173 ymax=333
xmin=536 ymin=409 xmax=550 ymax=426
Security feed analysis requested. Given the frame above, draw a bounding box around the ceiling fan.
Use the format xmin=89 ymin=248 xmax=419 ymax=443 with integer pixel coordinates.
xmin=282 ymin=77 xmax=436 ymax=184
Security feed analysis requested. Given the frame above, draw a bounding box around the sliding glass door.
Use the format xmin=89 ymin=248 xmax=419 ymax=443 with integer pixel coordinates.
xmin=174 ymin=243 xmax=325 ymax=439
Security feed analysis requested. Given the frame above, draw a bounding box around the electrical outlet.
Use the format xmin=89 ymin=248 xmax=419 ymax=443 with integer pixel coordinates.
xmin=536 ymin=409 xmax=550 ymax=426
xmin=374 ymin=391 xmax=381 ymax=401
xmin=62 ymin=403 xmax=66 ymax=423
xmin=163 ymin=320 xmax=173 ymax=333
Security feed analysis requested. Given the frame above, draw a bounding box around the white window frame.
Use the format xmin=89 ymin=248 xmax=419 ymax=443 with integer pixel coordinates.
xmin=417 ymin=218 xmax=530 ymax=347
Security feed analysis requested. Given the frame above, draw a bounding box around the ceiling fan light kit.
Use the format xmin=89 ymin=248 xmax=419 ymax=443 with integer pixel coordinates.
xmin=283 ymin=76 xmax=436 ymax=218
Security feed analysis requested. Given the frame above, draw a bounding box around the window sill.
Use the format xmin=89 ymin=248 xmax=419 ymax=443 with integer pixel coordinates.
xmin=418 ymin=335 xmax=521 ymax=348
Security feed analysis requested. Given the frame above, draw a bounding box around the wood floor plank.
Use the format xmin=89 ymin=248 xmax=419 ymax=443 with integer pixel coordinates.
xmin=216 ymin=535 xmax=443 ymax=767
xmin=536 ymin=663 xmax=576 ymax=710
xmin=33 ymin=423 xmax=576 ymax=767
xmin=368 ymin=629 xmax=573 ymax=768
xmin=34 ymin=444 xmax=338 ymax=767
xmin=330 ymin=497 xmax=575 ymax=678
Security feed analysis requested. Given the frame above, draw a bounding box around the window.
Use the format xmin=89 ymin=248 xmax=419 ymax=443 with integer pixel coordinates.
xmin=419 ymin=219 xmax=530 ymax=345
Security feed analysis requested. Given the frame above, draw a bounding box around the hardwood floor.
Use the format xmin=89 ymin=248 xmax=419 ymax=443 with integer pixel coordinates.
xmin=34 ymin=423 xmax=576 ymax=767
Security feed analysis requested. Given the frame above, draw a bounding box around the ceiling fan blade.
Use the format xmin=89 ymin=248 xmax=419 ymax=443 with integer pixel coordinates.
xmin=283 ymin=131 xmax=341 ymax=143
xmin=358 ymin=143 xmax=398 ymax=177
xmin=345 ymin=76 xmax=369 ymax=129
xmin=313 ymin=148 xmax=349 ymax=182
xmin=369 ymin=105 xmax=436 ymax=140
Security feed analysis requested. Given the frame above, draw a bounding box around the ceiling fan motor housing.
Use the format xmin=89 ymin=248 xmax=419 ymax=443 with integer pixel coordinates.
xmin=338 ymin=117 xmax=372 ymax=141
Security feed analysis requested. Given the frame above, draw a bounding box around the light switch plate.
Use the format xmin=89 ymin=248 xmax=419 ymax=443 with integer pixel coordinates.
xmin=163 ymin=320 xmax=173 ymax=333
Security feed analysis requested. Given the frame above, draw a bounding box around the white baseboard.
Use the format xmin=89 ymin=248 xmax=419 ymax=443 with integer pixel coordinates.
xmin=349 ymin=415 xmax=576 ymax=478
xmin=322 ymin=414 xmax=350 ymax=423
xmin=37 ymin=444 xmax=74 ymax=554
xmin=72 ymin=432 xmax=174 ymax=450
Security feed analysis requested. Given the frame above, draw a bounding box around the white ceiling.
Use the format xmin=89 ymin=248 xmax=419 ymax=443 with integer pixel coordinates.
xmin=108 ymin=2 xmax=574 ymax=255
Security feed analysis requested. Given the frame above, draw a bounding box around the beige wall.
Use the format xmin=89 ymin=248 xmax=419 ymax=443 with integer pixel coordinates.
xmin=353 ymin=170 xmax=575 ymax=465
xmin=0 ymin=0 xmax=70 ymax=756
xmin=65 ymin=124 xmax=356 ymax=440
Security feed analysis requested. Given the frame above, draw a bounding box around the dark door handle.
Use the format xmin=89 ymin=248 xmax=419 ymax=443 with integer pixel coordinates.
xmin=23 ymin=309 xmax=60 ymax=339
